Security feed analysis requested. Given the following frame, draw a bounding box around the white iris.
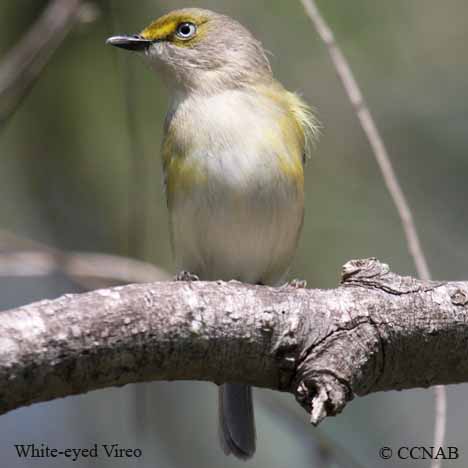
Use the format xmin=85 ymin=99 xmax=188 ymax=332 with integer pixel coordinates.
xmin=176 ymin=22 xmax=197 ymax=40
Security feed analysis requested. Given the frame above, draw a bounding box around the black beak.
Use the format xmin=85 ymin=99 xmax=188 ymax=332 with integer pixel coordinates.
xmin=106 ymin=35 xmax=151 ymax=51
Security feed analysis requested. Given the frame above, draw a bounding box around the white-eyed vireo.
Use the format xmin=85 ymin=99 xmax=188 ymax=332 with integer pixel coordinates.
xmin=107 ymin=8 xmax=319 ymax=460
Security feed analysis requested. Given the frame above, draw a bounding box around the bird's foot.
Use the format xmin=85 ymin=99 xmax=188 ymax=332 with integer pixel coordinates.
xmin=174 ymin=271 xmax=200 ymax=282
xmin=282 ymin=278 xmax=307 ymax=289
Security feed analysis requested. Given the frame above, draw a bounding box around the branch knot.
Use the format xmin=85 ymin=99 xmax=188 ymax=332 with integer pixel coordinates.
xmin=341 ymin=258 xmax=390 ymax=283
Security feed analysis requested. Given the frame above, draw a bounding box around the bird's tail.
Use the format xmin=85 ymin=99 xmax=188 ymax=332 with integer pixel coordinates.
xmin=218 ymin=383 xmax=256 ymax=460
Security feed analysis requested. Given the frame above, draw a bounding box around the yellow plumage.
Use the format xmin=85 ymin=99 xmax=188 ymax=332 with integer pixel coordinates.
xmin=163 ymin=82 xmax=318 ymax=207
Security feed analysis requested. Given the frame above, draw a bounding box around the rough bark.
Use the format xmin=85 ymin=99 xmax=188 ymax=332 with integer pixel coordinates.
xmin=0 ymin=258 xmax=466 ymax=424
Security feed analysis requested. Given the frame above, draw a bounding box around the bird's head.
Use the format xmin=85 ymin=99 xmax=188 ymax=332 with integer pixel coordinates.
xmin=107 ymin=8 xmax=272 ymax=94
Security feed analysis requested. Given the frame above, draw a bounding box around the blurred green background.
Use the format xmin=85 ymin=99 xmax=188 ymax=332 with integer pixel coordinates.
xmin=1 ymin=0 xmax=468 ymax=467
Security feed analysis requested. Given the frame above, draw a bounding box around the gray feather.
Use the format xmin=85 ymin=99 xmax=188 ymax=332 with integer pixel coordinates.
xmin=219 ymin=383 xmax=256 ymax=460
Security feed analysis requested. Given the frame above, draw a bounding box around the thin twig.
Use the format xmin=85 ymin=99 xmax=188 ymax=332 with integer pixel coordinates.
xmin=299 ymin=0 xmax=445 ymax=464
xmin=433 ymin=385 xmax=447 ymax=465
xmin=0 ymin=0 xmax=85 ymax=129
xmin=299 ymin=0 xmax=430 ymax=280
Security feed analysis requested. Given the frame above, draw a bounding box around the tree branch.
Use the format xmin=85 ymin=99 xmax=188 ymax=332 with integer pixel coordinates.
xmin=0 ymin=258 xmax=465 ymax=425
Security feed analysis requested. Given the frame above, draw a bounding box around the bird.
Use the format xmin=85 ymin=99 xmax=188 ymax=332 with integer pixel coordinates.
xmin=107 ymin=8 xmax=319 ymax=460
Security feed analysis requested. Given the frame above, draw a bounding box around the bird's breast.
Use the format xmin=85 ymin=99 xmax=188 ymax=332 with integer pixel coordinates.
xmin=162 ymin=88 xmax=305 ymax=284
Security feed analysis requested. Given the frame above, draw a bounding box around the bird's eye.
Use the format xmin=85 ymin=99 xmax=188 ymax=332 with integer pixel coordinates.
xmin=176 ymin=22 xmax=197 ymax=40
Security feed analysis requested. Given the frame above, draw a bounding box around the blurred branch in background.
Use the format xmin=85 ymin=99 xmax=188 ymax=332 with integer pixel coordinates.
xmin=107 ymin=1 xmax=151 ymax=260
xmin=0 ymin=0 xmax=99 ymax=129
xmin=299 ymin=0 xmax=445 ymax=465
xmin=299 ymin=0 xmax=430 ymax=281
xmin=0 ymin=229 xmax=170 ymax=290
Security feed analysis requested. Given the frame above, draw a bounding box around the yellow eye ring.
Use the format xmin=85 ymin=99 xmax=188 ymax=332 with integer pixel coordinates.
xmin=175 ymin=22 xmax=197 ymax=40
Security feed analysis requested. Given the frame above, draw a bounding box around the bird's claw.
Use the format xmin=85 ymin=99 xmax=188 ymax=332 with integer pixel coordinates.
xmin=174 ymin=271 xmax=200 ymax=282
xmin=283 ymin=278 xmax=307 ymax=289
